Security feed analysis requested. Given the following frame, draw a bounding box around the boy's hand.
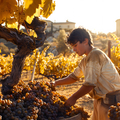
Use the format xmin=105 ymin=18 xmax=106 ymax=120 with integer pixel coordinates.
xmin=65 ymin=96 xmax=77 ymax=107
xmin=50 ymin=81 xmax=56 ymax=91
xmin=50 ymin=81 xmax=55 ymax=86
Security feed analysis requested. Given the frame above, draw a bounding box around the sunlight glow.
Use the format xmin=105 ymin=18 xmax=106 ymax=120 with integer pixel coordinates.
xmin=46 ymin=0 xmax=120 ymax=34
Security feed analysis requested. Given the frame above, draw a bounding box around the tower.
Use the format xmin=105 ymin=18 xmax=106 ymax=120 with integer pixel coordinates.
xmin=116 ymin=19 xmax=120 ymax=37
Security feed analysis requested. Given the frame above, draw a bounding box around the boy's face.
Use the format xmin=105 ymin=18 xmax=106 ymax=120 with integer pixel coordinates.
xmin=71 ymin=41 xmax=86 ymax=56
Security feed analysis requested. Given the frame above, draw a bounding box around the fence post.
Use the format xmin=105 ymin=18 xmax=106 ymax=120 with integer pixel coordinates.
xmin=108 ymin=40 xmax=111 ymax=58
xmin=31 ymin=50 xmax=39 ymax=82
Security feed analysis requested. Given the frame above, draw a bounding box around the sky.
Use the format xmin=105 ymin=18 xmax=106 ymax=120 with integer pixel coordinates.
xmin=44 ymin=0 xmax=120 ymax=34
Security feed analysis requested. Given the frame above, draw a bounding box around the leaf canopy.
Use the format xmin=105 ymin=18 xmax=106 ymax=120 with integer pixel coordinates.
xmin=0 ymin=0 xmax=55 ymax=28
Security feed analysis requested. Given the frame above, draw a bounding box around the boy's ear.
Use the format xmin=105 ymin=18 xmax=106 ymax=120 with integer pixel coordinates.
xmin=84 ymin=38 xmax=89 ymax=45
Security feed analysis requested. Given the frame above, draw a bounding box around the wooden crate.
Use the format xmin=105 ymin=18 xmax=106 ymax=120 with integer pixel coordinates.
xmin=58 ymin=113 xmax=82 ymax=120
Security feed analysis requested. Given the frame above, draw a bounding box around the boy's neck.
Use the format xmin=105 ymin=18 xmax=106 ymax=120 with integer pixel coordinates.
xmin=85 ymin=46 xmax=94 ymax=56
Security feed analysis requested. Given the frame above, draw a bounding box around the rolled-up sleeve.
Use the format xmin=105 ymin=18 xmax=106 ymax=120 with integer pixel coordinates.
xmin=69 ymin=63 xmax=84 ymax=80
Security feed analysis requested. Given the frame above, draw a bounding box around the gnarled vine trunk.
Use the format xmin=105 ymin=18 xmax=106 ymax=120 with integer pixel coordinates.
xmin=0 ymin=17 xmax=47 ymax=94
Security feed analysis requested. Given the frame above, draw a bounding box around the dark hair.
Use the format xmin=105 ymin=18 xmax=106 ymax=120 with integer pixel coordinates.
xmin=67 ymin=28 xmax=93 ymax=46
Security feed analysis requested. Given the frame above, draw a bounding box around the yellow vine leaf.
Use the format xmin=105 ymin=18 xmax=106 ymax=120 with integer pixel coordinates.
xmin=0 ymin=0 xmax=17 ymax=24
xmin=24 ymin=0 xmax=41 ymax=17
xmin=26 ymin=16 xmax=34 ymax=24
xmin=7 ymin=23 xmax=18 ymax=29
xmin=7 ymin=18 xmax=17 ymax=24
xmin=24 ymin=0 xmax=33 ymax=9
xmin=29 ymin=30 xmax=37 ymax=37
xmin=25 ymin=5 xmax=41 ymax=24
xmin=41 ymin=0 xmax=55 ymax=18
xmin=35 ymin=5 xmax=41 ymax=17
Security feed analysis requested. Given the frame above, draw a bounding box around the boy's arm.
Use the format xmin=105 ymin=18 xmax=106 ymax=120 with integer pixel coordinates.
xmin=65 ymin=85 xmax=94 ymax=106
xmin=54 ymin=76 xmax=77 ymax=86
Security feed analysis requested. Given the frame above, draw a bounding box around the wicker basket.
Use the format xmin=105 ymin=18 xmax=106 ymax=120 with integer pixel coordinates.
xmin=58 ymin=113 xmax=82 ymax=120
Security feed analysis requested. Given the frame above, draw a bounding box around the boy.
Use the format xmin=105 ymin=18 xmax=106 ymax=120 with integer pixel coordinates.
xmin=52 ymin=28 xmax=120 ymax=120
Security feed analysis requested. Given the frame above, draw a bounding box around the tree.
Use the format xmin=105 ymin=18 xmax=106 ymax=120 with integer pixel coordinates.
xmin=0 ymin=0 xmax=55 ymax=95
xmin=56 ymin=30 xmax=70 ymax=55
xmin=0 ymin=43 xmax=9 ymax=54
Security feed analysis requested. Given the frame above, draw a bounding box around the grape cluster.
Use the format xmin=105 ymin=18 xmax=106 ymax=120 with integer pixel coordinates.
xmin=0 ymin=80 xmax=90 ymax=120
xmin=108 ymin=103 xmax=120 ymax=120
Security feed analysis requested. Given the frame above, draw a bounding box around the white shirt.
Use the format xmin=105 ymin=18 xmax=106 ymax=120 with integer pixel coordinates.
xmin=69 ymin=48 xmax=120 ymax=99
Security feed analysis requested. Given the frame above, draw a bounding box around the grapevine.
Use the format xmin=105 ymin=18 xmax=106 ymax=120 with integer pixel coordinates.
xmin=110 ymin=34 xmax=120 ymax=74
xmin=0 ymin=47 xmax=83 ymax=79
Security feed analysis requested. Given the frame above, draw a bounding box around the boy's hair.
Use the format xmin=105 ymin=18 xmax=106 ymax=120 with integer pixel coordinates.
xmin=67 ymin=28 xmax=93 ymax=46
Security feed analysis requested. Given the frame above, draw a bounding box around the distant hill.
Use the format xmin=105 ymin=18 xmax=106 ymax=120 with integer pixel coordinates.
xmin=0 ymin=38 xmax=17 ymax=55
xmin=0 ymin=38 xmax=17 ymax=49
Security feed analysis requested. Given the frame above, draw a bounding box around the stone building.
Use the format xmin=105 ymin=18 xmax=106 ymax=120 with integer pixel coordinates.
xmin=116 ymin=19 xmax=120 ymax=36
xmin=45 ymin=20 xmax=76 ymax=33
xmin=45 ymin=20 xmax=53 ymax=33
xmin=53 ymin=20 xmax=75 ymax=31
